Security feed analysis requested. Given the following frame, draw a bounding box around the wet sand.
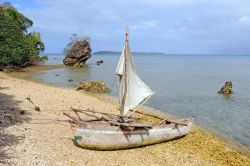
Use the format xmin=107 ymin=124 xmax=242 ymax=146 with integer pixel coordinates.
xmin=4 ymin=64 xmax=64 ymax=80
xmin=0 ymin=72 xmax=249 ymax=166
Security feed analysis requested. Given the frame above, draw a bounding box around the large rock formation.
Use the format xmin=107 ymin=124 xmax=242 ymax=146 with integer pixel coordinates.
xmin=63 ymin=40 xmax=91 ymax=67
xmin=76 ymin=80 xmax=110 ymax=93
xmin=218 ymin=81 xmax=233 ymax=95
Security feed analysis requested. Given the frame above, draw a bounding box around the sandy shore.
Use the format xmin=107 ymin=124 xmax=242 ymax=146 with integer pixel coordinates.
xmin=0 ymin=72 xmax=249 ymax=166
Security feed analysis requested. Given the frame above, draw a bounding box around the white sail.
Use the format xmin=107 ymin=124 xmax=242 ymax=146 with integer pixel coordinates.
xmin=116 ymin=28 xmax=154 ymax=116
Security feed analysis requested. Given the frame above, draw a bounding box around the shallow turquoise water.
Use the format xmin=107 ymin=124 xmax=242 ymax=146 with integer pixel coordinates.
xmin=33 ymin=53 xmax=250 ymax=149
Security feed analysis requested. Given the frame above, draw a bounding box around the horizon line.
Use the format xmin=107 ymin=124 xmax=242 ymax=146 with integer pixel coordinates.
xmin=41 ymin=52 xmax=250 ymax=56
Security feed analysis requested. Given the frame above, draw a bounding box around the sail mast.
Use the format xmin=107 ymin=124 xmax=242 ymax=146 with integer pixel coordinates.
xmin=120 ymin=27 xmax=129 ymax=115
xmin=116 ymin=27 xmax=154 ymax=116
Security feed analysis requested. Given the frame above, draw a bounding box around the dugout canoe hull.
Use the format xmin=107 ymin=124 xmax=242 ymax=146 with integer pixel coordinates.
xmin=72 ymin=117 xmax=193 ymax=150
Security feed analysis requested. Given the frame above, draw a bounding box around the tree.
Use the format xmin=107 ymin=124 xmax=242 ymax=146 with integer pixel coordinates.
xmin=0 ymin=2 xmax=45 ymax=67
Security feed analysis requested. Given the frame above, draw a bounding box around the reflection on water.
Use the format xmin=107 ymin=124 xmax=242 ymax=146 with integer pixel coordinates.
xmin=34 ymin=66 xmax=90 ymax=87
xmin=33 ymin=53 xmax=250 ymax=149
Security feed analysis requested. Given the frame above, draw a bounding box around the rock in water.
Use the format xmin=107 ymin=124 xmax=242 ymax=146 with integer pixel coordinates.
xmin=63 ymin=40 xmax=91 ymax=67
xmin=76 ymin=80 xmax=110 ymax=93
xmin=218 ymin=81 xmax=233 ymax=95
xmin=96 ymin=60 xmax=104 ymax=65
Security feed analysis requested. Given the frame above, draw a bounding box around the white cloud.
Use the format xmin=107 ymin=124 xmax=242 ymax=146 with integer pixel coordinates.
xmin=11 ymin=0 xmax=250 ymax=54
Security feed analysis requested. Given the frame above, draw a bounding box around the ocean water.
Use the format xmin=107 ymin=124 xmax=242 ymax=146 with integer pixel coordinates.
xmin=33 ymin=53 xmax=250 ymax=149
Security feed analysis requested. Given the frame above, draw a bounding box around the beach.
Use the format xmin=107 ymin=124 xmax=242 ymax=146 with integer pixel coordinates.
xmin=0 ymin=71 xmax=249 ymax=166
xmin=29 ymin=54 xmax=250 ymax=149
xmin=1 ymin=0 xmax=250 ymax=165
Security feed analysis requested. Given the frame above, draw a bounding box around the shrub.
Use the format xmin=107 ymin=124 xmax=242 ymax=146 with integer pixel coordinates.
xmin=0 ymin=2 xmax=45 ymax=67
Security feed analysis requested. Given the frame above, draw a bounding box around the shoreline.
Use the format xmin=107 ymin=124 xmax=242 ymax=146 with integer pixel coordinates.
xmin=1 ymin=70 xmax=250 ymax=165
xmin=4 ymin=64 xmax=64 ymax=80
xmin=7 ymin=65 xmax=250 ymax=154
xmin=100 ymin=95 xmax=250 ymax=155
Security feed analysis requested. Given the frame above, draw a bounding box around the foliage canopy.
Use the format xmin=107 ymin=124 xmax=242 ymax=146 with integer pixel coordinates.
xmin=0 ymin=2 xmax=45 ymax=67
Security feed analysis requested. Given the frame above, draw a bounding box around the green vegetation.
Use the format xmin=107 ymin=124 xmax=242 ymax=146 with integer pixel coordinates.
xmin=0 ymin=2 xmax=45 ymax=68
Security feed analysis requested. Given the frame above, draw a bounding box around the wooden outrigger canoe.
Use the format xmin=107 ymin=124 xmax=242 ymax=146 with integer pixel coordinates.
xmin=64 ymin=109 xmax=193 ymax=150
xmin=71 ymin=117 xmax=193 ymax=150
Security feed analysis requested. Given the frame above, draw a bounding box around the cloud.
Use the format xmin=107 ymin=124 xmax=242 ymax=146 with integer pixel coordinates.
xmin=8 ymin=0 xmax=250 ymax=54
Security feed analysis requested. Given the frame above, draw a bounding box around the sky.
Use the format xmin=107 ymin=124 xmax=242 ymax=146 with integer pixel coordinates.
xmin=3 ymin=0 xmax=250 ymax=54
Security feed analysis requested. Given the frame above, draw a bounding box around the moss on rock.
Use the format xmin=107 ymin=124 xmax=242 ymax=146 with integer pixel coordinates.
xmin=76 ymin=80 xmax=110 ymax=93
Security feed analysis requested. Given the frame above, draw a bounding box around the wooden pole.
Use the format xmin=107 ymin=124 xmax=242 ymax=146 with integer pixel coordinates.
xmin=63 ymin=112 xmax=79 ymax=122
xmin=72 ymin=109 xmax=84 ymax=121
xmin=73 ymin=109 xmax=101 ymax=120
xmin=68 ymin=109 xmax=154 ymax=128
xmin=130 ymin=110 xmax=189 ymax=126
xmin=130 ymin=110 xmax=164 ymax=120
xmin=72 ymin=108 xmax=123 ymax=119
xmin=120 ymin=27 xmax=129 ymax=116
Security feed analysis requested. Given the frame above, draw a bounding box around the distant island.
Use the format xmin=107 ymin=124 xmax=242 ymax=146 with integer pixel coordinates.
xmin=93 ymin=51 xmax=165 ymax=55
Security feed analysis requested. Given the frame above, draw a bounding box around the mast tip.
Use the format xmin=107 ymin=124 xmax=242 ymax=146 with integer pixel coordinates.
xmin=125 ymin=26 xmax=129 ymax=41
